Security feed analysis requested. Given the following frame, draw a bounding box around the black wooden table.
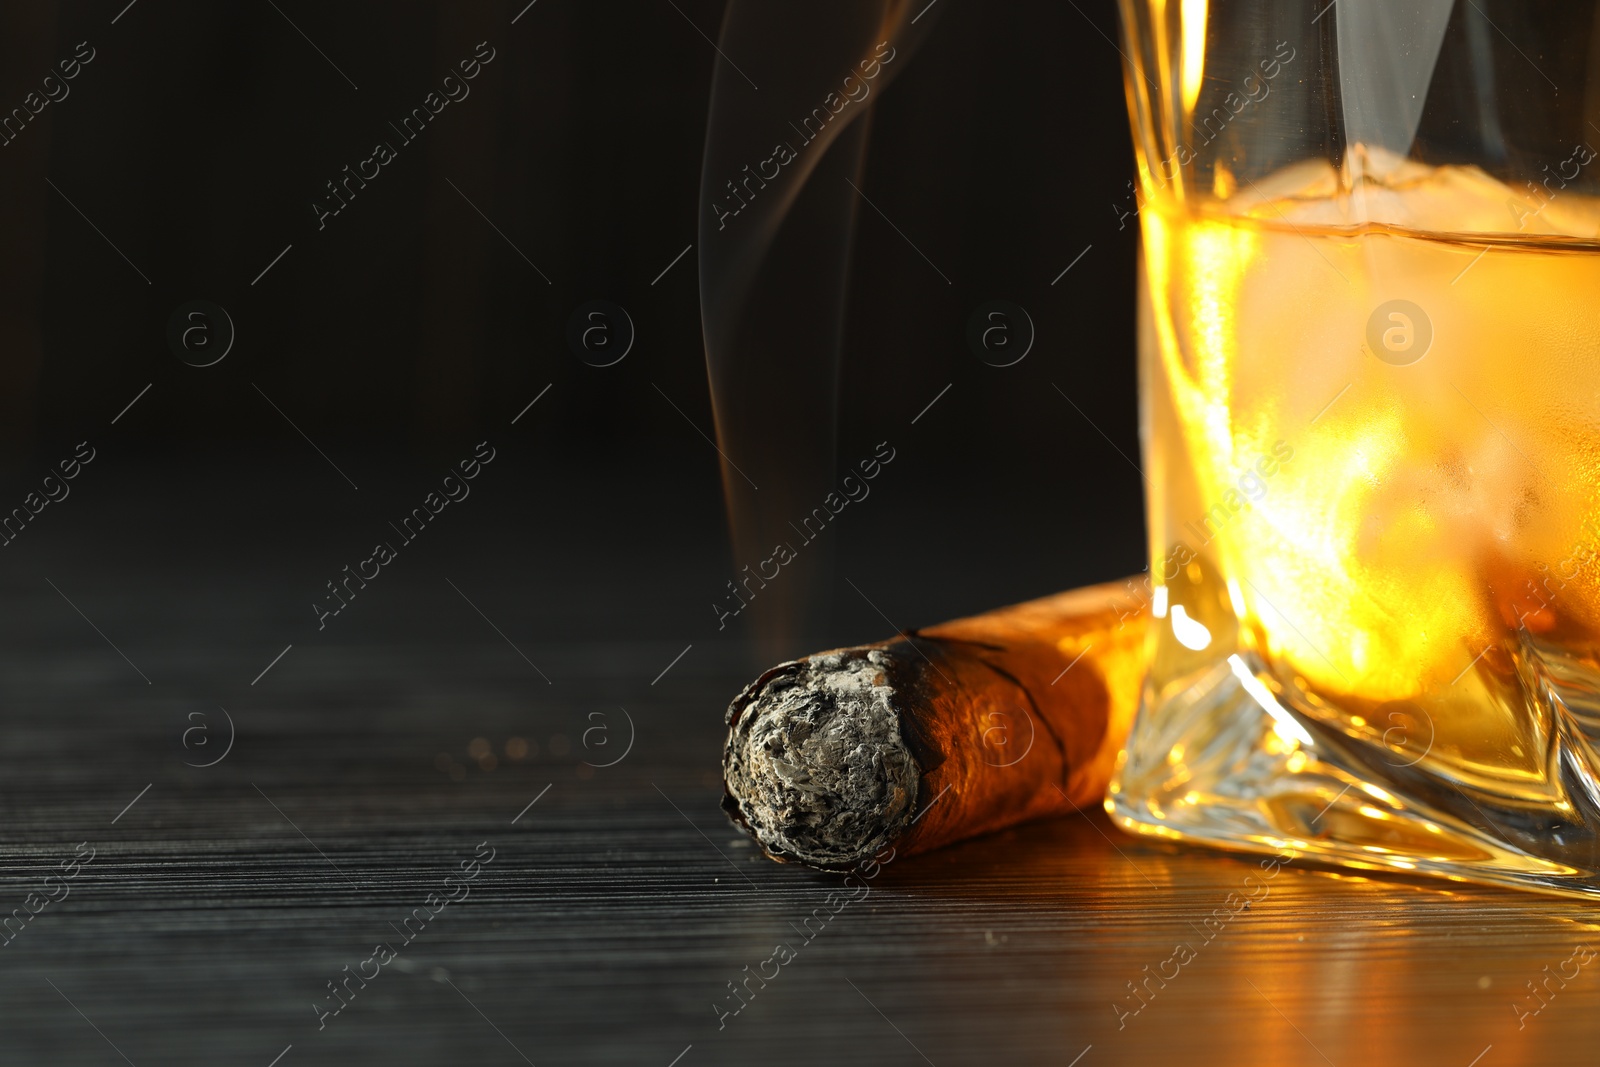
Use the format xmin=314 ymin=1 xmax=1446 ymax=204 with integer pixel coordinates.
xmin=1 ymin=456 xmax=1594 ymax=1067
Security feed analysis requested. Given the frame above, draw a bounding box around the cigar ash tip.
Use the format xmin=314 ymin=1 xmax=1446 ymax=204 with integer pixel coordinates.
xmin=723 ymin=649 xmax=919 ymax=869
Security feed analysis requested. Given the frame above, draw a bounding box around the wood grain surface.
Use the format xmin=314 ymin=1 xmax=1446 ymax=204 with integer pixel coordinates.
xmin=0 ymin=462 xmax=1593 ymax=1067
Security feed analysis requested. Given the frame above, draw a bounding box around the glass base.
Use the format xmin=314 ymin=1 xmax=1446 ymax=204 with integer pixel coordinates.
xmin=1108 ymin=646 xmax=1600 ymax=900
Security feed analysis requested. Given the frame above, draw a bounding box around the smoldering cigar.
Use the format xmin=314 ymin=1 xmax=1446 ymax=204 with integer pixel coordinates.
xmin=723 ymin=579 xmax=1151 ymax=869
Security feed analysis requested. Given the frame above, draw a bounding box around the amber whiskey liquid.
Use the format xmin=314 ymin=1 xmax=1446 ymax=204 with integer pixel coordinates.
xmin=1110 ymin=149 xmax=1600 ymax=897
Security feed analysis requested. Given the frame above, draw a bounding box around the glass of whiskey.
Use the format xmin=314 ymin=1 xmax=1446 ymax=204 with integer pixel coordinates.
xmin=1109 ymin=0 xmax=1600 ymax=897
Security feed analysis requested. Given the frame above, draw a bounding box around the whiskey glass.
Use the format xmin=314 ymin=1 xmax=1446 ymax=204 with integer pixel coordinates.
xmin=1109 ymin=0 xmax=1600 ymax=897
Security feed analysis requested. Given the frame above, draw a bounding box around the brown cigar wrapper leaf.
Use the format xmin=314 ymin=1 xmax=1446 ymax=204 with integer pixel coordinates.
xmin=722 ymin=579 xmax=1150 ymax=870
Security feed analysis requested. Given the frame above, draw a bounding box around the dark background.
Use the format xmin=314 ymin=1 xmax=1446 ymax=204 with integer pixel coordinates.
xmin=2 ymin=5 xmax=1595 ymax=1066
xmin=0 ymin=1 xmax=1155 ymax=1062
xmin=0 ymin=0 xmax=1143 ymax=656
